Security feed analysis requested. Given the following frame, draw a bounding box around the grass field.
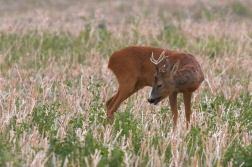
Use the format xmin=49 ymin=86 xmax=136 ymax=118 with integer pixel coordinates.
xmin=0 ymin=0 xmax=252 ymax=166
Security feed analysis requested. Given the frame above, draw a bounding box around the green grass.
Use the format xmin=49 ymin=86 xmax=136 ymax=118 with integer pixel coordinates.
xmin=0 ymin=0 xmax=252 ymax=166
xmin=1 ymin=29 xmax=252 ymax=167
xmin=222 ymin=141 xmax=252 ymax=167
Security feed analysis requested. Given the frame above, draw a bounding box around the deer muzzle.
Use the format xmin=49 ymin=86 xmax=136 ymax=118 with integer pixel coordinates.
xmin=148 ymin=97 xmax=161 ymax=105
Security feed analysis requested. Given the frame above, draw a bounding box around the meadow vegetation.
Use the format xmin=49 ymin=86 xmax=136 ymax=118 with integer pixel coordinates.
xmin=0 ymin=0 xmax=252 ymax=166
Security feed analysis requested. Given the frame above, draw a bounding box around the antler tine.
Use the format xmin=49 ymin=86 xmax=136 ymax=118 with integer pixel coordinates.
xmin=156 ymin=50 xmax=165 ymax=63
xmin=150 ymin=50 xmax=169 ymax=65
xmin=150 ymin=52 xmax=158 ymax=65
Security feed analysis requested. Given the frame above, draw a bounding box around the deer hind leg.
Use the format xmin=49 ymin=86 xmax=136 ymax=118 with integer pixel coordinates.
xmin=106 ymin=80 xmax=141 ymax=119
xmin=106 ymin=95 xmax=115 ymax=111
xmin=169 ymin=91 xmax=178 ymax=128
xmin=183 ymin=92 xmax=192 ymax=129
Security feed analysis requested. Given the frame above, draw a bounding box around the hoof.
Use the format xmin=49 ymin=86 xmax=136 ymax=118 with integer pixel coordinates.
xmin=107 ymin=115 xmax=114 ymax=120
xmin=106 ymin=116 xmax=114 ymax=124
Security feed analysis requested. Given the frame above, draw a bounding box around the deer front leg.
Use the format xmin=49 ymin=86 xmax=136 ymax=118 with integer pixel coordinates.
xmin=183 ymin=92 xmax=192 ymax=129
xmin=169 ymin=91 xmax=178 ymax=127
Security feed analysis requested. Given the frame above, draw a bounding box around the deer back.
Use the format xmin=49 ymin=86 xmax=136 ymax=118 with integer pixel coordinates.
xmin=107 ymin=46 xmax=204 ymax=89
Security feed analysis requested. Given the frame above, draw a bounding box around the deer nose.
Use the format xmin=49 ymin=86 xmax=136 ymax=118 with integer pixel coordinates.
xmin=148 ymin=98 xmax=154 ymax=103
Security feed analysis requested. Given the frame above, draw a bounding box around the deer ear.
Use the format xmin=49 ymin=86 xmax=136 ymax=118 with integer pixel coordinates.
xmin=160 ymin=58 xmax=172 ymax=73
xmin=171 ymin=60 xmax=179 ymax=75
xmin=162 ymin=58 xmax=170 ymax=71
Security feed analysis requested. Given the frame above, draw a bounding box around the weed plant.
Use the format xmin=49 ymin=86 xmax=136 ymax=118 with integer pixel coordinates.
xmin=0 ymin=0 xmax=252 ymax=166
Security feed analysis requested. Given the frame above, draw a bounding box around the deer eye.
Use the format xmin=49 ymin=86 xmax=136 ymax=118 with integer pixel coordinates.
xmin=157 ymin=84 xmax=162 ymax=89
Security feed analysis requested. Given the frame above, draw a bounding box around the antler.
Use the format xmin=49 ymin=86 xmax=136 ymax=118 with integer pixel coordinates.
xmin=150 ymin=50 xmax=168 ymax=65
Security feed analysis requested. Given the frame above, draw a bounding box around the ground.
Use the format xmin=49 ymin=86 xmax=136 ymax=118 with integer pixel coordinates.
xmin=0 ymin=0 xmax=252 ymax=166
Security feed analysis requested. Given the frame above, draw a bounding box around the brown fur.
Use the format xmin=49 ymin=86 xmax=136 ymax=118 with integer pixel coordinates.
xmin=106 ymin=46 xmax=204 ymax=128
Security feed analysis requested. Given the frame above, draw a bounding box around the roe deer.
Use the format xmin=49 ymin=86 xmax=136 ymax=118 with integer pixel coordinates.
xmin=106 ymin=46 xmax=204 ymax=128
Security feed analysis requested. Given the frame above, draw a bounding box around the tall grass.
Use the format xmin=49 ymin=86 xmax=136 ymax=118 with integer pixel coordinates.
xmin=0 ymin=0 xmax=251 ymax=166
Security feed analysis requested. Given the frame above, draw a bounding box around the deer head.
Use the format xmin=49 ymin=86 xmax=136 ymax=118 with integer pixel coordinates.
xmin=148 ymin=51 xmax=180 ymax=105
